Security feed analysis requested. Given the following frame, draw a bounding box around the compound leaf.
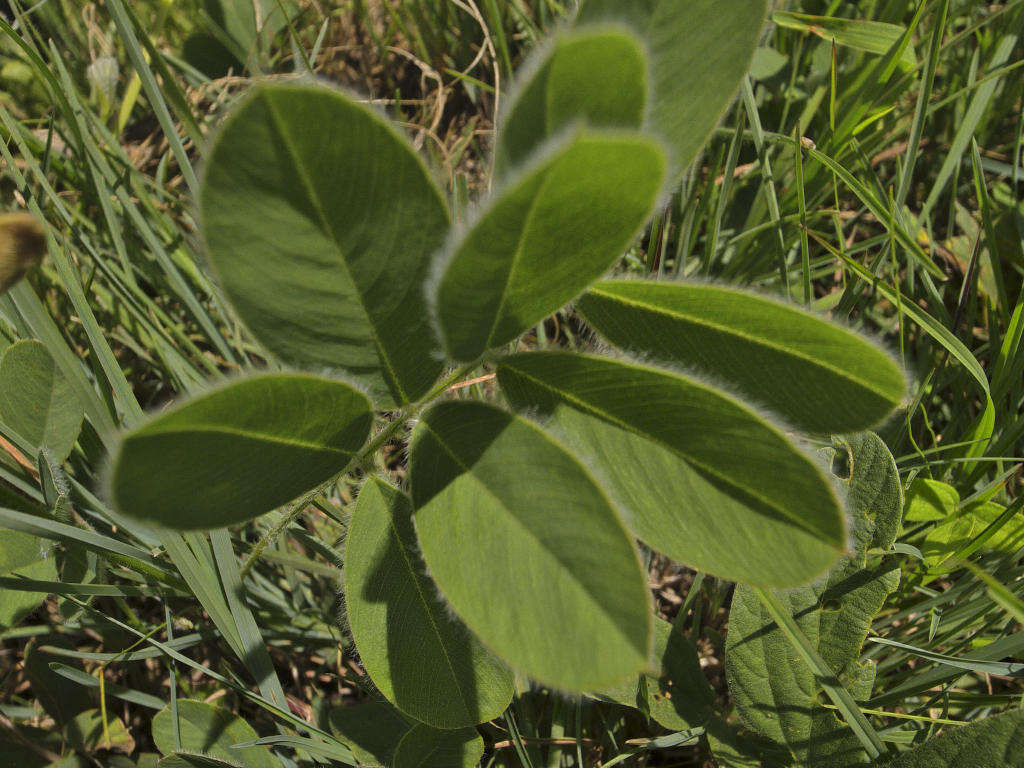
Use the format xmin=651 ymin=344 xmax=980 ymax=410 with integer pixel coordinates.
xmin=575 ymin=0 xmax=769 ymax=181
xmin=410 ymin=401 xmax=651 ymax=690
xmin=345 ymin=478 xmax=514 ymax=729
xmin=434 ymin=132 xmax=665 ymax=361
xmin=725 ymin=433 xmax=903 ymax=767
xmin=109 ymin=374 xmax=372 ymax=529
xmin=201 ymin=82 xmax=449 ymax=405
xmin=578 ymin=280 xmax=907 ymax=435
xmin=498 ymin=351 xmax=845 ymax=586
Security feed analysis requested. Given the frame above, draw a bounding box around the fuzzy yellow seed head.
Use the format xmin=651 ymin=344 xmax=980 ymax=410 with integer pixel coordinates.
xmin=0 ymin=213 xmax=46 ymax=294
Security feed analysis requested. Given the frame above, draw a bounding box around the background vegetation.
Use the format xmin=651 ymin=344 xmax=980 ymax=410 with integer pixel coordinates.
xmin=0 ymin=0 xmax=1022 ymax=766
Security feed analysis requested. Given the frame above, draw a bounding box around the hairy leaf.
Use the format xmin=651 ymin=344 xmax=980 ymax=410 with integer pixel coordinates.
xmin=495 ymin=26 xmax=647 ymax=174
xmin=410 ymin=401 xmax=651 ymax=690
xmin=498 ymin=351 xmax=845 ymax=586
xmin=201 ymin=82 xmax=449 ymax=405
xmin=109 ymin=374 xmax=372 ymax=529
xmin=391 ymin=725 xmax=483 ymax=768
xmin=345 ymin=478 xmax=514 ymax=728
xmin=725 ymin=433 xmax=903 ymax=767
xmin=434 ymin=132 xmax=665 ymax=361
xmin=578 ymin=280 xmax=907 ymax=435
xmin=0 ymin=340 xmax=83 ymax=462
xmin=877 ymin=709 xmax=1024 ymax=767
xmin=601 ymin=617 xmax=715 ymax=731
xmin=575 ymin=0 xmax=769 ymax=181
xmin=152 ymin=700 xmax=276 ymax=768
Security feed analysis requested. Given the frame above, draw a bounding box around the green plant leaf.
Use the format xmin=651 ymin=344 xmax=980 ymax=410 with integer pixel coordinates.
xmin=0 ymin=340 xmax=84 ymax=462
xmin=152 ymin=700 xmax=276 ymax=768
xmin=495 ymin=26 xmax=647 ymax=175
xmin=158 ymin=754 xmax=244 ymax=768
xmin=601 ymin=617 xmax=715 ymax=731
xmin=328 ymin=700 xmax=412 ymax=767
xmin=391 ymin=725 xmax=483 ymax=768
xmin=903 ymin=478 xmax=959 ymax=523
xmin=497 ymin=351 xmax=845 ymax=586
xmin=0 ymin=530 xmax=56 ymax=629
xmin=725 ymin=433 xmax=903 ymax=767
xmin=200 ymin=82 xmax=449 ymax=405
xmin=433 ymin=132 xmax=665 ymax=361
xmin=410 ymin=401 xmax=651 ymax=690
xmin=922 ymin=501 xmax=1024 ymax=570
xmin=108 ymin=373 xmax=372 ymax=529
xmin=345 ymin=478 xmax=514 ymax=728
xmin=577 ymin=280 xmax=907 ymax=435
xmin=772 ymin=11 xmax=917 ymax=70
xmin=64 ymin=709 xmax=135 ymax=753
xmin=877 ymin=708 xmax=1024 ymax=767
xmin=575 ymin=0 xmax=769 ymax=181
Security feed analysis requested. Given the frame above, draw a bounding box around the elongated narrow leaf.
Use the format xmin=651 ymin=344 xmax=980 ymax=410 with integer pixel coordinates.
xmin=109 ymin=374 xmax=372 ymax=529
xmin=495 ymin=26 xmax=647 ymax=175
xmin=0 ymin=530 xmax=56 ymax=629
xmin=434 ymin=132 xmax=665 ymax=361
xmin=392 ymin=725 xmax=483 ymax=768
xmin=410 ymin=401 xmax=651 ymax=690
xmin=345 ymin=478 xmax=514 ymax=728
xmin=0 ymin=340 xmax=83 ymax=461
xmin=878 ymin=708 xmax=1024 ymax=767
xmin=498 ymin=352 xmax=844 ymax=586
xmin=726 ymin=433 xmax=903 ymax=766
xmin=201 ymin=82 xmax=449 ymax=405
xmin=772 ymin=11 xmax=917 ymax=70
xmin=578 ymin=280 xmax=907 ymax=434
xmin=575 ymin=0 xmax=769 ymax=181
xmin=152 ymin=700 xmax=276 ymax=768
xmin=328 ymin=701 xmax=412 ymax=767
xmin=601 ymin=617 xmax=715 ymax=731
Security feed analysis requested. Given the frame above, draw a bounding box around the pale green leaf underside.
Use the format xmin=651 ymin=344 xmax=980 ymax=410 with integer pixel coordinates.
xmin=410 ymin=401 xmax=651 ymax=690
xmin=0 ymin=340 xmax=84 ymax=462
xmin=152 ymin=700 xmax=276 ymax=768
xmin=578 ymin=280 xmax=907 ymax=435
xmin=726 ymin=433 xmax=904 ymax=766
xmin=201 ymin=81 xmax=449 ymax=405
xmin=435 ymin=132 xmax=665 ymax=361
xmin=495 ymin=26 xmax=647 ymax=175
xmin=877 ymin=708 xmax=1024 ymax=767
xmin=576 ymin=0 xmax=770 ymax=181
xmin=392 ymin=725 xmax=483 ymax=768
xmin=498 ymin=351 xmax=845 ymax=587
xmin=110 ymin=374 xmax=372 ymax=530
xmin=345 ymin=478 xmax=513 ymax=729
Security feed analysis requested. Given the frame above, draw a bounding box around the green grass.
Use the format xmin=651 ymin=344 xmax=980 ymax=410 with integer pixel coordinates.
xmin=0 ymin=0 xmax=1022 ymax=766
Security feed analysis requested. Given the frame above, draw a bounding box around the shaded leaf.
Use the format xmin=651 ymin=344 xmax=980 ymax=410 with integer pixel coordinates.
xmin=498 ymin=351 xmax=844 ymax=586
xmin=109 ymin=374 xmax=372 ymax=529
xmin=577 ymin=280 xmax=907 ymax=435
xmin=24 ymin=638 xmax=93 ymax=726
xmin=0 ymin=530 xmax=56 ymax=629
xmin=328 ymin=700 xmax=412 ymax=767
xmin=903 ymin=479 xmax=959 ymax=523
xmin=725 ymin=433 xmax=903 ymax=767
xmin=345 ymin=478 xmax=514 ymax=728
xmin=201 ymin=82 xmax=449 ymax=405
xmin=0 ymin=340 xmax=83 ymax=462
xmin=878 ymin=708 xmax=1024 ymax=767
xmin=158 ymin=754 xmax=244 ymax=768
xmin=152 ymin=700 xmax=276 ymax=768
xmin=64 ymin=709 xmax=135 ymax=753
xmin=434 ymin=132 xmax=665 ymax=361
xmin=391 ymin=725 xmax=483 ymax=768
xmin=495 ymin=26 xmax=647 ymax=175
xmin=410 ymin=401 xmax=651 ymax=690
xmin=576 ymin=0 xmax=769 ymax=181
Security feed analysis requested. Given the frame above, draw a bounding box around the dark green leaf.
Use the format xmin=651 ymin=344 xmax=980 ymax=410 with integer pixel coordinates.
xmin=328 ymin=700 xmax=412 ymax=767
xmin=878 ymin=709 xmax=1024 ymax=767
xmin=151 ymin=700 xmax=276 ymax=768
xmin=391 ymin=725 xmax=483 ymax=768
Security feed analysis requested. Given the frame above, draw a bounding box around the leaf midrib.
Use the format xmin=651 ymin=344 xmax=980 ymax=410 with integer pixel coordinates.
xmin=135 ymin=424 xmax=353 ymax=457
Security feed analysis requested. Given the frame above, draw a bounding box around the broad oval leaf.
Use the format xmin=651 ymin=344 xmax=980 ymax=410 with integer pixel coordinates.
xmin=410 ymin=401 xmax=651 ymax=690
xmin=434 ymin=132 xmax=665 ymax=362
xmin=109 ymin=374 xmax=372 ymax=529
xmin=0 ymin=530 xmax=56 ymax=630
xmin=328 ymin=700 xmax=412 ymax=767
xmin=726 ymin=433 xmax=903 ymax=766
xmin=201 ymin=82 xmax=449 ymax=405
xmin=497 ymin=352 xmax=845 ymax=586
xmin=495 ymin=26 xmax=647 ymax=175
xmin=877 ymin=708 xmax=1024 ymax=767
xmin=578 ymin=280 xmax=907 ymax=435
xmin=0 ymin=340 xmax=83 ymax=462
xmin=345 ymin=477 xmax=514 ymax=728
xmin=152 ymin=700 xmax=276 ymax=768
xmin=392 ymin=725 xmax=483 ymax=768
xmin=575 ymin=0 xmax=769 ymax=181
